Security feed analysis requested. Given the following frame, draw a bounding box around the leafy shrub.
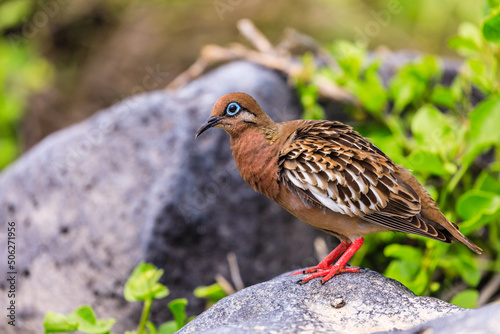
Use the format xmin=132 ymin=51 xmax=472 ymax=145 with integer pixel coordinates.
xmin=293 ymin=2 xmax=500 ymax=306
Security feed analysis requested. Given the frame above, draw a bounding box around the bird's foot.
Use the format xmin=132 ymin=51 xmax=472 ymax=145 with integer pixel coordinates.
xmin=290 ymin=240 xmax=353 ymax=277
xmin=291 ymin=237 xmax=364 ymax=284
xmin=297 ymin=265 xmax=360 ymax=284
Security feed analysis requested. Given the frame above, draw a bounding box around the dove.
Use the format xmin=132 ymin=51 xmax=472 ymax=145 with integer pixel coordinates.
xmin=196 ymin=92 xmax=481 ymax=283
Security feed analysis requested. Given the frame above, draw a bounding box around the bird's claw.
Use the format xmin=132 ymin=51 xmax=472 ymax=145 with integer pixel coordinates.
xmin=290 ymin=269 xmax=305 ymax=276
xmin=289 ymin=265 xmax=332 ymax=276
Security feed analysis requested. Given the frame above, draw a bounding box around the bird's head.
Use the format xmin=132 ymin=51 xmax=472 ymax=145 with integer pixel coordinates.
xmin=196 ymin=92 xmax=275 ymax=139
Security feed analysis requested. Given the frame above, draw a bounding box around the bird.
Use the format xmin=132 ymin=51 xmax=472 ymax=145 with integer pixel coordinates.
xmin=195 ymin=92 xmax=482 ymax=284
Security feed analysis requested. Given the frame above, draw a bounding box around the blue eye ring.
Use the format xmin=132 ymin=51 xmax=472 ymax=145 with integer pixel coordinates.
xmin=226 ymin=102 xmax=241 ymax=116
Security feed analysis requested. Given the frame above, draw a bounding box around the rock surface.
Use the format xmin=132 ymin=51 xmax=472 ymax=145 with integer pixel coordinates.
xmin=390 ymin=302 xmax=500 ymax=334
xmin=0 ymin=61 xmax=326 ymax=333
xmin=177 ymin=269 xmax=467 ymax=334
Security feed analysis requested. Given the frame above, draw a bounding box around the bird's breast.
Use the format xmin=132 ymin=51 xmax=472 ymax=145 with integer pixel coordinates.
xmin=230 ymin=132 xmax=281 ymax=199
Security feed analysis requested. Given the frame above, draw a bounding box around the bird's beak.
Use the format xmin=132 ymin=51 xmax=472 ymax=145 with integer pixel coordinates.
xmin=195 ymin=116 xmax=223 ymax=138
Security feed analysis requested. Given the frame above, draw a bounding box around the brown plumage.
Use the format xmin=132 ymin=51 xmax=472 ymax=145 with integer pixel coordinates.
xmin=196 ymin=92 xmax=482 ymax=284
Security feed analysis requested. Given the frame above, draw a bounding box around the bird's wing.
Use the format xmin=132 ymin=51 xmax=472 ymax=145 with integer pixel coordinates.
xmin=278 ymin=120 xmax=450 ymax=242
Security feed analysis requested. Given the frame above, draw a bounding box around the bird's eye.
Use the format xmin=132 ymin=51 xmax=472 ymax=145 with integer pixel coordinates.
xmin=226 ymin=102 xmax=241 ymax=116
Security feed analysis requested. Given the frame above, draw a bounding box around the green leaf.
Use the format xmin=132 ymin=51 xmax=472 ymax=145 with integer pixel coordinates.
xmin=329 ymin=40 xmax=366 ymax=79
xmin=67 ymin=306 xmax=115 ymax=334
xmin=43 ymin=311 xmax=79 ymax=333
xmin=347 ymin=59 xmax=387 ymax=115
xmin=411 ymin=105 xmax=454 ymax=154
xmin=0 ymin=138 xmax=19 ymax=170
xmin=430 ymin=282 xmax=441 ymax=292
xmin=389 ymin=56 xmax=441 ymax=113
xmin=448 ymin=36 xmax=478 ymax=57
xmin=451 ymin=255 xmax=481 ymax=287
xmin=193 ymin=283 xmax=227 ymax=304
xmin=410 ymin=269 xmax=429 ymax=295
xmin=389 ymin=73 xmax=422 ymax=113
xmin=0 ymin=0 xmax=33 ymax=31
xmin=431 ymin=85 xmax=456 ymax=109
xmin=465 ymin=59 xmax=492 ymax=93
xmin=405 ymin=149 xmax=452 ymax=176
xmin=450 ymin=289 xmax=479 ymax=308
xmin=416 ymin=55 xmax=442 ymax=81
xmin=448 ymin=22 xmax=482 ymax=57
xmin=302 ymin=103 xmax=325 ymax=120
xmin=43 ymin=306 xmax=115 ymax=334
xmin=457 ymin=190 xmax=500 ymax=221
xmin=469 ymin=96 xmax=500 ymax=144
xmin=157 ymin=321 xmax=178 ymax=334
xmin=460 ymin=216 xmax=498 ymax=236
xmin=168 ymin=299 xmax=188 ymax=329
xmin=193 ymin=282 xmax=227 ymax=308
xmin=487 ymin=0 xmax=500 ymax=9
xmin=456 ymin=189 xmax=500 ymax=235
xmin=482 ymin=9 xmax=500 ymax=44
xmin=449 ymin=75 xmax=465 ymax=103
xmin=384 ymin=260 xmax=428 ymax=295
xmin=383 ymin=244 xmax=423 ymax=264
xmin=124 ymin=262 xmax=170 ymax=302
xmin=294 ymin=63 xmax=325 ymax=121
xmin=0 ymin=92 xmax=24 ymax=123
xmin=385 ymin=260 xmax=418 ymax=283
xmin=474 ymin=171 xmax=500 ymax=193
xmin=146 ymin=321 xmax=157 ymax=334
xmin=463 ymin=96 xmax=500 ymax=164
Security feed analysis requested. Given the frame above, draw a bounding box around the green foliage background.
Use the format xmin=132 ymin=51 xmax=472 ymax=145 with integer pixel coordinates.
xmin=0 ymin=0 xmax=53 ymax=169
xmin=295 ymin=2 xmax=500 ymax=308
xmin=43 ymin=262 xmax=224 ymax=334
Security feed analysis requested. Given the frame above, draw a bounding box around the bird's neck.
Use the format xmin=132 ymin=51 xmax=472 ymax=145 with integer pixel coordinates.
xmin=229 ymin=125 xmax=283 ymax=199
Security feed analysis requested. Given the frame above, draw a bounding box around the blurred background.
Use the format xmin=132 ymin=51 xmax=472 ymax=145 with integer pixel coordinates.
xmin=0 ymin=0 xmax=481 ymax=170
xmin=3 ymin=0 xmax=500 ymax=331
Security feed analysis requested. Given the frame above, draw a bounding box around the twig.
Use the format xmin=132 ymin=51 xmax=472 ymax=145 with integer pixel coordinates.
xmin=237 ymin=19 xmax=276 ymax=55
xmin=167 ymin=58 xmax=209 ymax=90
xmin=478 ymin=272 xmax=500 ymax=306
xmin=314 ymin=236 xmax=329 ymax=261
xmin=227 ymin=252 xmax=245 ymax=291
xmin=166 ymin=19 xmax=356 ymax=105
xmin=215 ymin=274 xmax=236 ymax=296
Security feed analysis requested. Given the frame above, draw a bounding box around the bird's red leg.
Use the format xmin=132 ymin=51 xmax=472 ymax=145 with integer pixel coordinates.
xmin=290 ymin=241 xmax=350 ymax=276
xmin=298 ymin=237 xmax=364 ymax=284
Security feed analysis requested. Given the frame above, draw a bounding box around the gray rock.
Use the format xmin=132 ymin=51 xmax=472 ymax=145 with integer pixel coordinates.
xmin=177 ymin=269 xmax=467 ymax=334
xmin=385 ymin=302 xmax=500 ymax=334
xmin=0 ymin=61 xmax=326 ymax=333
